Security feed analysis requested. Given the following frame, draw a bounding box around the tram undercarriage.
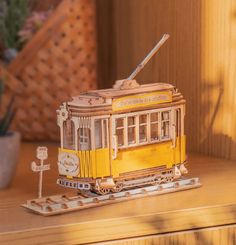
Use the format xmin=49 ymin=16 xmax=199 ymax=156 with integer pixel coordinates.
xmin=57 ymin=163 xmax=188 ymax=195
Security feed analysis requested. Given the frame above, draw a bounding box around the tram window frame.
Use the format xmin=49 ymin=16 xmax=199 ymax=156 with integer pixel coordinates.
xmin=95 ymin=119 xmax=102 ymax=149
xmin=114 ymin=109 xmax=172 ymax=149
xmin=150 ymin=112 xmax=159 ymax=142
xmin=161 ymin=111 xmax=170 ymax=140
xmin=116 ymin=117 xmax=125 ymax=147
xmin=78 ymin=128 xmax=91 ymax=150
xmin=94 ymin=119 xmax=108 ymax=149
xmin=139 ymin=114 xmax=148 ymax=143
xmin=63 ymin=119 xmax=75 ymax=150
xmin=127 ymin=116 xmax=136 ymax=145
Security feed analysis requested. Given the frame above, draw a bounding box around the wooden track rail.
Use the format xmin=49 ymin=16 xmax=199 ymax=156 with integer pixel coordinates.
xmin=22 ymin=177 xmax=201 ymax=216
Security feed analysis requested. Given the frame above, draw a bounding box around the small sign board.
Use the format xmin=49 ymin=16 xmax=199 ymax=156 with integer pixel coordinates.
xmin=36 ymin=146 xmax=48 ymax=161
xmin=31 ymin=161 xmax=50 ymax=172
xmin=112 ymin=91 xmax=172 ymax=111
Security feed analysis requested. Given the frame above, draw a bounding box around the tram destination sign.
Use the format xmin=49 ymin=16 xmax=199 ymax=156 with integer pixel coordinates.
xmin=112 ymin=91 xmax=172 ymax=111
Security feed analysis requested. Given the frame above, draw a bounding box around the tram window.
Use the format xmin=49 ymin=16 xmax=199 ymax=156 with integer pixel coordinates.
xmin=139 ymin=114 xmax=147 ymax=124
xmin=95 ymin=120 xmax=102 ymax=148
xmin=162 ymin=111 xmax=169 ymax=120
xmin=128 ymin=116 xmax=135 ymax=126
xmin=150 ymin=112 xmax=159 ymax=141
xmin=151 ymin=123 xmax=159 ymax=141
xmin=151 ymin=112 xmax=158 ymax=122
xmin=116 ymin=118 xmax=124 ymax=127
xmin=116 ymin=118 xmax=124 ymax=147
xmin=128 ymin=116 xmax=136 ymax=145
xmin=161 ymin=111 xmax=170 ymax=139
xmin=116 ymin=129 xmax=124 ymax=146
xmin=162 ymin=121 xmax=170 ymax=138
xmin=78 ymin=128 xmax=91 ymax=150
xmin=114 ymin=109 xmax=172 ymax=148
xmin=139 ymin=114 xmax=147 ymax=142
xmin=139 ymin=125 xmax=147 ymax=142
xmin=94 ymin=119 xmax=108 ymax=149
xmin=102 ymin=120 xmax=108 ymax=148
xmin=128 ymin=127 xmax=135 ymax=144
xmin=63 ymin=120 xmax=75 ymax=150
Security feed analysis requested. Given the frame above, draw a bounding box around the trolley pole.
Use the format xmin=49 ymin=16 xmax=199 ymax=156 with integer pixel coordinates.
xmin=31 ymin=146 xmax=50 ymax=199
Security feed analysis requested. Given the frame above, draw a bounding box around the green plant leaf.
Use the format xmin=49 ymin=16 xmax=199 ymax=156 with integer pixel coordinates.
xmin=0 ymin=0 xmax=30 ymax=50
xmin=0 ymin=78 xmax=4 ymax=109
xmin=0 ymin=107 xmax=16 ymax=136
xmin=0 ymin=95 xmax=16 ymax=135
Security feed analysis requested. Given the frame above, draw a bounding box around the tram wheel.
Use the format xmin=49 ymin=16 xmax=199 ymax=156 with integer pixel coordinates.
xmin=112 ymin=182 xmax=124 ymax=193
xmin=151 ymin=176 xmax=162 ymax=186
xmin=97 ymin=187 xmax=110 ymax=195
xmin=166 ymin=176 xmax=174 ymax=182
xmin=161 ymin=176 xmax=174 ymax=183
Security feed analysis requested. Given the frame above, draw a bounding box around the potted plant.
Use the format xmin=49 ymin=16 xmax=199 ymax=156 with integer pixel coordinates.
xmin=0 ymin=78 xmax=20 ymax=189
xmin=0 ymin=0 xmax=29 ymax=63
xmin=0 ymin=0 xmax=52 ymax=63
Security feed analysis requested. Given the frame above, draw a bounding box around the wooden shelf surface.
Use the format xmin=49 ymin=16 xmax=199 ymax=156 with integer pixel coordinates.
xmin=0 ymin=143 xmax=236 ymax=244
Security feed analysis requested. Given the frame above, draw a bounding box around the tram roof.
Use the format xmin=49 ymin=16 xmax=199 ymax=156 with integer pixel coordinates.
xmin=67 ymin=81 xmax=179 ymax=109
xmin=80 ymin=82 xmax=174 ymax=99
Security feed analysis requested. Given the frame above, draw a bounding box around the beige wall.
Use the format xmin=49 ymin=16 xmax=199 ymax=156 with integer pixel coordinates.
xmin=97 ymin=0 xmax=236 ymax=160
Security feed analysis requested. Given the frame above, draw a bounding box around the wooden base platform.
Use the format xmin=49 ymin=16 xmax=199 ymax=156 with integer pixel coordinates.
xmin=22 ymin=177 xmax=201 ymax=216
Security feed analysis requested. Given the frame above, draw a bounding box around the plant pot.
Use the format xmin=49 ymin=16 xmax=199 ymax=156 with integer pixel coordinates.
xmin=0 ymin=131 xmax=20 ymax=189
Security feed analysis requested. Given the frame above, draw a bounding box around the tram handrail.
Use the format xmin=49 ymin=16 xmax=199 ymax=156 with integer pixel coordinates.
xmin=112 ymin=135 xmax=118 ymax=160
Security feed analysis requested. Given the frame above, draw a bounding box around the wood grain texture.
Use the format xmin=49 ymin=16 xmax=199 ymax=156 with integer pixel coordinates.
xmin=1 ymin=143 xmax=236 ymax=244
xmin=96 ymin=0 xmax=236 ymax=160
xmin=100 ymin=225 xmax=236 ymax=245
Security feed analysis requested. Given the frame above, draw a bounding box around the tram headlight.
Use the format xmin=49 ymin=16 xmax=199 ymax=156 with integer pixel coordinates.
xmin=58 ymin=152 xmax=80 ymax=176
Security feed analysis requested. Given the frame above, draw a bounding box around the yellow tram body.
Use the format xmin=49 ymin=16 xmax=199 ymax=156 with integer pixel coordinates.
xmin=59 ymin=135 xmax=185 ymax=179
xmin=56 ymin=80 xmax=187 ymax=194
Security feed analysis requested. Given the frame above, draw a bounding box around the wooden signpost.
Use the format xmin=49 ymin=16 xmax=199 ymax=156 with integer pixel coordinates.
xmin=31 ymin=147 xmax=50 ymax=198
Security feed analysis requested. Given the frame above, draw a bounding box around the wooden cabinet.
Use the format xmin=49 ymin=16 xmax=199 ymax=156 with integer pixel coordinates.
xmin=103 ymin=225 xmax=236 ymax=245
xmin=0 ymin=143 xmax=236 ymax=244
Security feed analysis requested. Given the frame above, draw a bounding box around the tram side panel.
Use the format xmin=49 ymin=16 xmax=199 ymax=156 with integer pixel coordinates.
xmin=93 ymin=148 xmax=110 ymax=178
xmin=111 ymin=137 xmax=185 ymax=178
xmin=111 ymin=106 xmax=186 ymax=178
xmin=112 ymin=141 xmax=174 ymax=178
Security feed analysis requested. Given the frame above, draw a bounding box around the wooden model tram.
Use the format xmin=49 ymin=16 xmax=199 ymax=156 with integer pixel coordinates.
xmin=56 ymin=34 xmax=188 ymax=195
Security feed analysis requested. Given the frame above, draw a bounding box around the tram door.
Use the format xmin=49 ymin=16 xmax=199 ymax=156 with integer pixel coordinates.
xmin=94 ymin=118 xmax=109 ymax=149
xmin=175 ymin=108 xmax=182 ymax=163
xmin=93 ymin=118 xmax=111 ymax=177
xmin=77 ymin=117 xmax=110 ymax=178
